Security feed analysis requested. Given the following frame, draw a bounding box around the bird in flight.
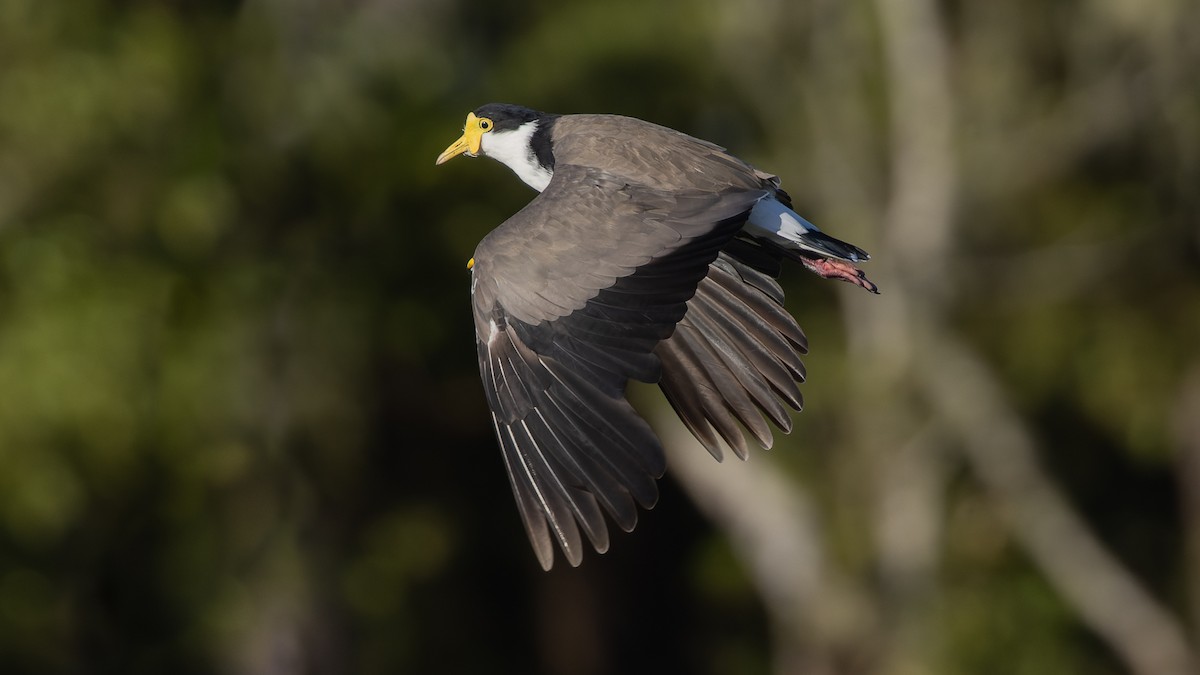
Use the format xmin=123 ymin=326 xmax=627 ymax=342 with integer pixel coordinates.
xmin=436 ymin=103 xmax=877 ymax=570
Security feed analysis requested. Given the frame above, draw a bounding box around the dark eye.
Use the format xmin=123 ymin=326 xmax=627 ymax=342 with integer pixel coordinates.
xmin=479 ymin=119 xmax=492 ymax=131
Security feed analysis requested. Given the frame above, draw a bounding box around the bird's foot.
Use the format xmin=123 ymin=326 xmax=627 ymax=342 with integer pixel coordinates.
xmin=799 ymin=256 xmax=879 ymax=294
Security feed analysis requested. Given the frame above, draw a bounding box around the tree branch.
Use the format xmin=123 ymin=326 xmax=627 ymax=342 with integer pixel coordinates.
xmin=918 ymin=325 xmax=1198 ymax=675
xmin=652 ymin=410 xmax=875 ymax=675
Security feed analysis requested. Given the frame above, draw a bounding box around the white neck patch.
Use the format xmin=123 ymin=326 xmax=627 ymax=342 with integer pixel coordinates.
xmin=480 ymin=121 xmax=554 ymax=192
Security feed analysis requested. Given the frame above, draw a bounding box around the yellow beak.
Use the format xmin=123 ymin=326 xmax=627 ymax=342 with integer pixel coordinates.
xmin=435 ymin=112 xmax=483 ymax=165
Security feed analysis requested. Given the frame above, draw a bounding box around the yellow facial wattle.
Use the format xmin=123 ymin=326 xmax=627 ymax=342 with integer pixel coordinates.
xmin=435 ymin=112 xmax=495 ymax=165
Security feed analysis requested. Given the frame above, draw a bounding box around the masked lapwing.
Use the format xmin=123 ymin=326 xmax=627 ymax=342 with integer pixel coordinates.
xmin=436 ymin=103 xmax=877 ymax=570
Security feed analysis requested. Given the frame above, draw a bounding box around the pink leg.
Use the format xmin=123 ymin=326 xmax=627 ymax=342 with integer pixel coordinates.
xmin=799 ymin=256 xmax=880 ymax=294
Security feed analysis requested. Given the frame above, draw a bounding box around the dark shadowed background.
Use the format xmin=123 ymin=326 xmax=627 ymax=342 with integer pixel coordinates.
xmin=1 ymin=1 xmax=1198 ymax=673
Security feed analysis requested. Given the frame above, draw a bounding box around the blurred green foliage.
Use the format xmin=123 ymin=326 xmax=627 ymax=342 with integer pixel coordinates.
xmin=0 ymin=0 xmax=1197 ymax=674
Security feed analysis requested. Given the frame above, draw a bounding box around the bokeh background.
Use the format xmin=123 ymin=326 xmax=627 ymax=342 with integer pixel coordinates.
xmin=1 ymin=0 xmax=1198 ymax=673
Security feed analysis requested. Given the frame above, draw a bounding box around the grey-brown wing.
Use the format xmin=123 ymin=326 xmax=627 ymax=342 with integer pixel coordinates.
xmin=471 ymin=164 xmax=769 ymax=569
xmin=656 ymin=242 xmax=809 ymax=463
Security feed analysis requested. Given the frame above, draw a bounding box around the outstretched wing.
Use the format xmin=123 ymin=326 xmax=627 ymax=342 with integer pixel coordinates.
xmin=656 ymin=243 xmax=809 ymax=462
xmin=471 ymin=164 xmax=769 ymax=569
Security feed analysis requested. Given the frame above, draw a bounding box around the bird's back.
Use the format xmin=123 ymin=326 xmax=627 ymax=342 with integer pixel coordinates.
xmin=551 ymin=114 xmax=772 ymax=194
